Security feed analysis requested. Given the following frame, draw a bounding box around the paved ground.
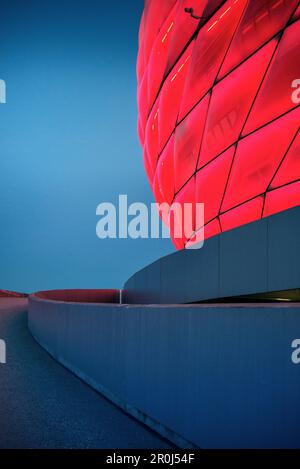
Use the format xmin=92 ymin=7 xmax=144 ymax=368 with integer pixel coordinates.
xmin=0 ymin=298 xmax=170 ymax=449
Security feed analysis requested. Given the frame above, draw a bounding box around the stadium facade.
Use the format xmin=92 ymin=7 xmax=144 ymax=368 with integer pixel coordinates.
xmin=137 ymin=0 xmax=300 ymax=249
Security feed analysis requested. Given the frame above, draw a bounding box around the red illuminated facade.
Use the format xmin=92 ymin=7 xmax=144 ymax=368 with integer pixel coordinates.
xmin=137 ymin=0 xmax=300 ymax=249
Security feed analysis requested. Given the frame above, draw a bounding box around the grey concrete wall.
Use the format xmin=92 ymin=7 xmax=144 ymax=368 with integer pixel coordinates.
xmin=124 ymin=206 xmax=300 ymax=304
xmin=28 ymin=296 xmax=300 ymax=448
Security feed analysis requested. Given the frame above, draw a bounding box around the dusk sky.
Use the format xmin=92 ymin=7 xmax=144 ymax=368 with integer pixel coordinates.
xmin=0 ymin=0 xmax=174 ymax=293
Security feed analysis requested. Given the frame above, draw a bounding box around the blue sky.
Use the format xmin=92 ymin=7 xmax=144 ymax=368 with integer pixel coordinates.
xmin=0 ymin=0 xmax=174 ymax=293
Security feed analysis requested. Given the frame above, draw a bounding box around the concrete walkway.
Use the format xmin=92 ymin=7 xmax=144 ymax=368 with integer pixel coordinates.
xmin=0 ymin=298 xmax=170 ymax=449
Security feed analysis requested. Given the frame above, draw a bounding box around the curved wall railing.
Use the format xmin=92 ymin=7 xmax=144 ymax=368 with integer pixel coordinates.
xmin=28 ymin=291 xmax=300 ymax=448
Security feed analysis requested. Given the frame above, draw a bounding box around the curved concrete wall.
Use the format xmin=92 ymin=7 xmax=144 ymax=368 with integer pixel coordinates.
xmin=124 ymin=206 xmax=300 ymax=304
xmin=34 ymin=289 xmax=120 ymax=303
xmin=28 ymin=294 xmax=300 ymax=448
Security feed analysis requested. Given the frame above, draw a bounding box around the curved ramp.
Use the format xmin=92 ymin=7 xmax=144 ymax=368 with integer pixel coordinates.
xmin=0 ymin=298 xmax=169 ymax=449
